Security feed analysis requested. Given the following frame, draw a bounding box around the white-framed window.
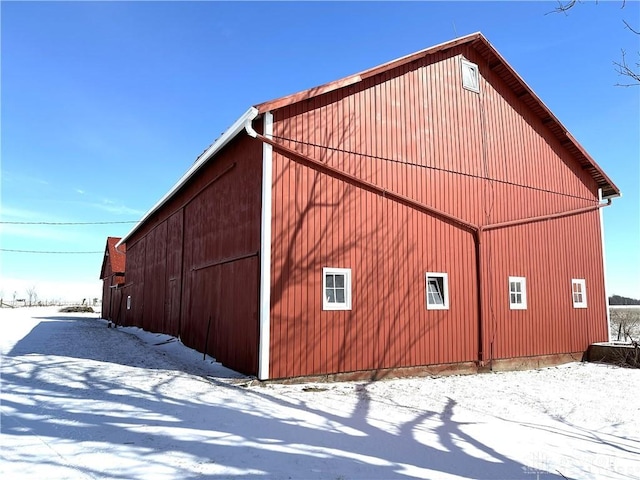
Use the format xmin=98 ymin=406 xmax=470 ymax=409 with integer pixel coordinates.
xmin=508 ymin=276 xmax=527 ymax=310
xmin=571 ymin=279 xmax=587 ymax=308
xmin=426 ymin=272 xmax=449 ymax=310
xmin=126 ymin=295 xmax=132 ymax=310
xmin=322 ymin=267 xmax=352 ymax=311
xmin=461 ymin=58 xmax=480 ymax=93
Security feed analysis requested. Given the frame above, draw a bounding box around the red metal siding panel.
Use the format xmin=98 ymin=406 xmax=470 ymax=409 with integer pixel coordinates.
xmin=483 ymin=210 xmax=607 ymax=360
xmin=268 ymin=154 xmax=478 ymax=378
xmin=268 ymin=45 xmax=606 ymax=378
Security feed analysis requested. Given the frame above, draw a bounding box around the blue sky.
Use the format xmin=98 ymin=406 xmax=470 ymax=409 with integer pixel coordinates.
xmin=1 ymin=1 xmax=638 ymax=302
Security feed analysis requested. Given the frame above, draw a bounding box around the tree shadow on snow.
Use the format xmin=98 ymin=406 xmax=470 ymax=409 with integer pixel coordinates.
xmin=2 ymin=314 xmax=567 ymax=479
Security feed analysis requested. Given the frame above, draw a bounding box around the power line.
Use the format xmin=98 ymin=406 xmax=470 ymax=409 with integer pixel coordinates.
xmin=0 ymin=249 xmax=102 ymax=254
xmin=0 ymin=220 xmax=139 ymax=225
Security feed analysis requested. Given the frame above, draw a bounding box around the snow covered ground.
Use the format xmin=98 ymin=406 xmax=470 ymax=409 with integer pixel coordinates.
xmin=1 ymin=307 xmax=639 ymax=480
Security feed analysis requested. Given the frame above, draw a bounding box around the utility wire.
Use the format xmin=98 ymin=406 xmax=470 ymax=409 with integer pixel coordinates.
xmin=0 ymin=249 xmax=102 ymax=254
xmin=0 ymin=220 xmax=139 ymax=225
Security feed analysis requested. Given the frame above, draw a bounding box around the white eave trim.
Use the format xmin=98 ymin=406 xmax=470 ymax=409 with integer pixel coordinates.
xmin=602 ymin=192 xmax=621 ymax=200
xmin=117 ymin=106 xmax=260 ymax=247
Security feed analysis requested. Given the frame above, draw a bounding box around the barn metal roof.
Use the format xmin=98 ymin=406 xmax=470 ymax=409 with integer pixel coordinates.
xmin=119 ymin=33 xmax=619 ymax=246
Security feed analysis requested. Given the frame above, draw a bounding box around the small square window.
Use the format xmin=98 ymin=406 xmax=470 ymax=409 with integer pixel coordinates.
xmin=571 ymin=279 xmax=587 ymax=309
xmin=461 ymin=59 xmax=480 ymax=93
xmin=426 ymin=272 xmax=449 ymax=310
xmin=509 ymin=276 xmax=527 ymax=310
xmin=323 ymin=267 xmax=352 ymax=311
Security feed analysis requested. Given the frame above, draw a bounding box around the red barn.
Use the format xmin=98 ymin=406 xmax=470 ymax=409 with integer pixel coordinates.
xmin=111 ymin=33 xmax=619 ymax=380
xmin=100 ymin=237 xmax=127 ymax=322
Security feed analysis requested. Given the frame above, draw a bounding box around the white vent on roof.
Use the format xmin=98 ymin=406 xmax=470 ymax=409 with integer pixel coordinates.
xmin=461 ymin=58 xmax=480 ymax=93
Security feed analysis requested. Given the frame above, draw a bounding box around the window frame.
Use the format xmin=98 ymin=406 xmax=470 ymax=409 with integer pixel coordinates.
xmin=322 ymin=267 xmax=352 ymax=311
xmin=461 ymin=58 xmax=480 ymax=93
xmin=425 ymin=272 xmax=450 ymax=310
xmin=571 ymin=278 xmax=587 ymax=309
xmin=508 ymin=276 xmax=527 ymax=310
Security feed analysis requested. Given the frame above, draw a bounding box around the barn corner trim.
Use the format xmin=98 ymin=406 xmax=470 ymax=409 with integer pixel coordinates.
xmin=257 ymin=111 xmax=273 ymax=380
xmin=598 ymin=188 xmax=612 ymax=341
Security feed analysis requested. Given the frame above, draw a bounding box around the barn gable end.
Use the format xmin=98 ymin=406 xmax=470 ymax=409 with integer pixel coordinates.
xmin=112 ymin=32 xmax=618 ymax=380
xmin=258 ymin=33 xmax=617 ymax=379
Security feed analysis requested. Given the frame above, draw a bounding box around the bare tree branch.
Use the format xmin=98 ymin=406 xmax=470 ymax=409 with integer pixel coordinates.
xmin=623 ymin=19 xmax=640 ymax=35
xmin=26 ymin=286 xmax=38 ymax=307
xmin=547 ymin=1 xmax=639 ymax=86
xmin=614 ymin=50 xmax=640 ymax=86
xmin=546 ymin=0 xmax=578 ymax=16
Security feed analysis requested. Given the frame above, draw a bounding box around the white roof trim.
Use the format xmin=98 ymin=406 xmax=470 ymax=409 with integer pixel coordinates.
xmin=118 ymin=107 xmax=259 ymax=246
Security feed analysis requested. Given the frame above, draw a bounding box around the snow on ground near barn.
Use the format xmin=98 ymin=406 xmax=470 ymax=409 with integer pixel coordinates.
xmin=1 ymin=308 xmax=639 ymax=480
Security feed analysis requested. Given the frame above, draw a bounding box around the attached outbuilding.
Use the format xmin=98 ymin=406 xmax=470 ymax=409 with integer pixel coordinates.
xmin=109 ymin=32 xmax=620 ymax=380
xmin=99 ymin=237 xmax=127 ymax=323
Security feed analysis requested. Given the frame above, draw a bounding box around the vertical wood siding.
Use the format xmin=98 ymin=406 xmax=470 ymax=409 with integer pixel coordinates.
xmin=165 ymin=210 xmax=184 ymax=337
xmin=124 ymin=136 xmax=263 ymax=375
xmin=101 ymin=277 xmax=126 ymax=323
xmin=101 ymin=278 xmax=112 ymax=320
xmin=126 ymin=236 xmax=145 ymax=328
xmin=268 ymin=46 xmax=607 ymax=378
xmin=101 ymin=285 xmax=126 ymax=326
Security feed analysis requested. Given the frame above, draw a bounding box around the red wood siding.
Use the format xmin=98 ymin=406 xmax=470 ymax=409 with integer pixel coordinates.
xmin=165 ymin=210 xmax=184 ymax=337
xmin=267 ymin=45 xmax=607 ymax=378
xmin=101 ymin=279 xmax=112 ymax=320
xmin=100 ymin=255 xmax=113 ymax=320
xmin=100 ymin=240 xmax=126 ymax=322
xmin=124 ymin=135 xmax=263 ymax=375
xmin=101 ymin=285 xmax=126 ymax=326
xmin=126 ymin=235 xmax=145 ymax=327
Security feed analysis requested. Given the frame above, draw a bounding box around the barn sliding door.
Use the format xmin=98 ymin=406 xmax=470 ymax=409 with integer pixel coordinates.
xmin=190 ymin=255 xmax=259 ymax=376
